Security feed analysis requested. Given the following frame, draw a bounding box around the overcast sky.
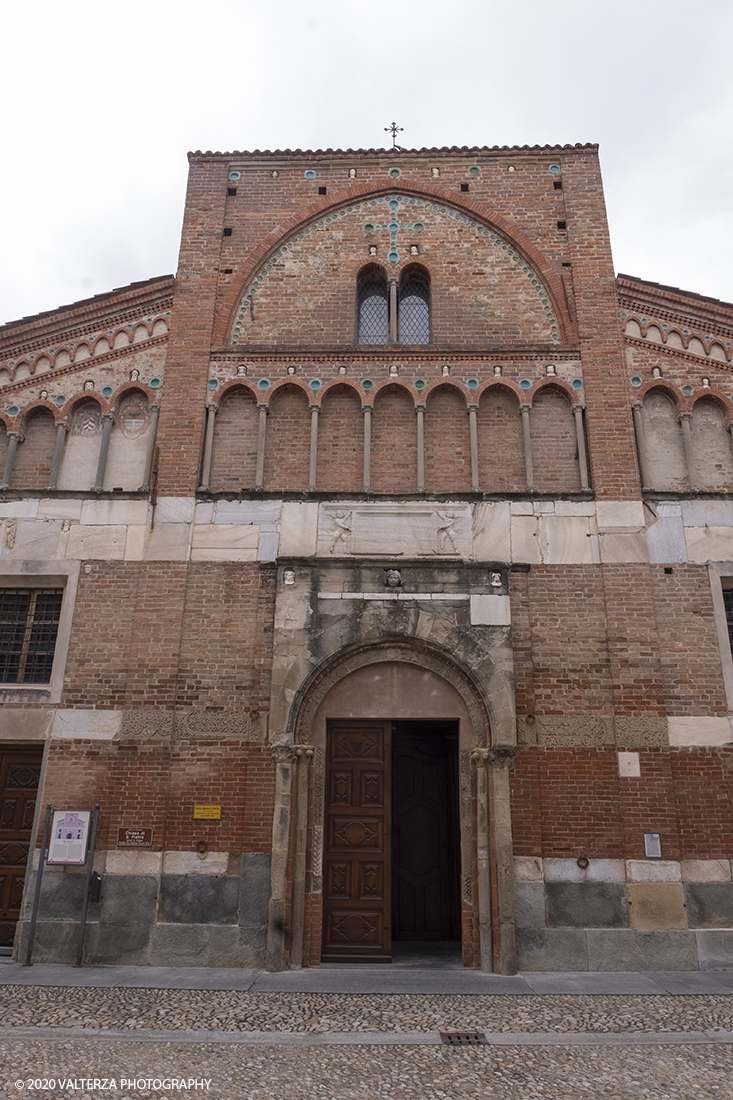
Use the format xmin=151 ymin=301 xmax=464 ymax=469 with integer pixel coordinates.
xmin=2 ymin=0 xmax=732 ymax=326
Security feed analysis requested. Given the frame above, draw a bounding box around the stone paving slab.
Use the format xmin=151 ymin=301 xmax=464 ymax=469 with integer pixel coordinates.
xmin=2 ymin=1025 xmax=733 ymax=1046
xmin=4 ymin=961 xmax=733 ymax=994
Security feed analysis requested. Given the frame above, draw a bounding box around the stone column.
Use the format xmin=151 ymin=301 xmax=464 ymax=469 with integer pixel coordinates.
xmin=255 ymin=404 xmax=268 ymax=491
xmin=289 ymin=745 xmax=314 ymax=969
xmin=308 ymin=406 xmax=319 ymax=492
xmin=93 ymin=413 xmax=114 ymax=492
xmin=139 ymin=404 xmax=160 ymax=492
xmin=471 ymin=746 xmax=518 ymax=975
xmin=362 ymin=405 xmax=372 ymax=492
xmin=47 ymin=422 xmax=68 ymax=490
xmin=468 ymin=404 xmax=480 ymax=492
xmin=0 ymin=433 xmax=21 ymax=490
xmin=632 ymin=401 xmax=651 ymax=490
xmin=679 ymin=412 xmax=698 ymax=491
xmin=389 ymin=279 xmax=398 ymax=344
xmin=573 ymin=404 xmax=591 ymax=491
xmin=520 ymin=404 xmax=534 ymax=491
xmin=266 ymin=744 xmax=298 ymax=972
xmin=416 ymin=404 xmax=425 ymax=492
xmin=198 ymin=404 xmax=218 ymax=492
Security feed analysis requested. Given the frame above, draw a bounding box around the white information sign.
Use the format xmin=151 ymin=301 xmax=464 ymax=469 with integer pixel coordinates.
xmin=47 ymin=809 xmax=92 ymax=865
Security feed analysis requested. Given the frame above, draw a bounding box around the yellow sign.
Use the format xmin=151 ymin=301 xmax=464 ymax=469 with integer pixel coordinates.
xmin=193 ymin=804 xmax=222 ymax=820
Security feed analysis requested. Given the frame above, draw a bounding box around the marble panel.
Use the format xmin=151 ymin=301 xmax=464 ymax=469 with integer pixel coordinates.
xmin=470 ymin=594 xmax=511 ymax=625
xmin=540 ymin=516 xmax=593 ymax=564
xmin=472 ymin=501 xmax=511 ymax=562
xmin=596 ymin=501 xmax=646 ymax=528
xmin=65 ymin=524 xmax=127 ymax=560
xmin=162 ymin=851 xmax=229 ymax=876
xmin=685 ymin=526 xmax=733 ymax=563
xmin=668 ymin=715 xmax=733 ymax=747
xmin=598 ymin=531 xmax=649 ymax=563
xmin=627 ymin=860 xmax=682 ymax=883
xmin=646 ymin=515 xmax=688 ymax=563
xmin=514 ymin=856 xmax=543 ymax=882
xmin=105 ymin=850 xmax=163 ymax=875
xmin=510 ymin=515 xmax=540 ymax=563
xmin=681 ymin=859 xmax=732 ymax=883
xmin=80 ymin=498 xmax=149 ymax=526
xmin=142 ymin=523 xmax=191 ymax=561
xmin=0 ymin=501 xmax=38 ymax=519
xmin=279 ymin=501 xmax=319 ymax=557
xmin=36 ymin=499 xmax=83 ymax=521
xmin=153 ymin=496 xmax=196 ymax=524
xmin=627 ymin=883 xmax=687 ymax=930
xmin=7 ymin=520 xmax=63 ymax=559
xmin=682 ymin=499 xmax=733 ymax=527
xmin=51 ymin=709 xmax=122 ymax=740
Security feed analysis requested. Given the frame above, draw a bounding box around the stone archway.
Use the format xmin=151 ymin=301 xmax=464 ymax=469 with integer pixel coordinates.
xmin=266 ymin=642 xmax=518 ymax=975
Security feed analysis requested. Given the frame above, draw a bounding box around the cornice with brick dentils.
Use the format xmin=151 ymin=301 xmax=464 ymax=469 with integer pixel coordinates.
xmin=189 ymin=143 xmax=599 ymax=161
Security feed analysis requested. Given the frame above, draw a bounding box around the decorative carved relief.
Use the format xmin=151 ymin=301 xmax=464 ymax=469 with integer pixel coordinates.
xmin=72 ymin=402 xmax=102 ymax=435
xmin=517 ymin=715 xmax=614 ymax=747
xmin=271 ymin=744 xmax=298 ymax=766
xmin=318 ymin=503 xmax=471 ymax=558
xmin=117 ymin=392 xmax=150 ymax=437
xmin=471 ymin=746 xmax=517 ymax=769
xmin=613 ymin=716 xmax=668 ymax=748
xmin=459 ymin=750 xmax=473 ymax=904
xmin=119 ymin=710 xmax=174 ymax=741
xmin=312 ymin=747 xmax=325 ymax=893
xmin=516 ymin=715 xmax=667 ymax=748
xmin=175 ymin=710 xmax=266 ymax=741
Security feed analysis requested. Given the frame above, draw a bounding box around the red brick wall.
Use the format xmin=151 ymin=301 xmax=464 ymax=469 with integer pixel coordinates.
xmin=371 ymin=384 xmax=417 ymax=493
xmin=530 ymin=387 xmax=580 ymax=492
xmin=477 ymin=386 xmax=525 ymax=491
xmin=40 ymin=740 xmax=274 ymax=853
xmin=210 ymin=388 xmax=259 ymax=491
xmin=63 ymin=562 xmax=276 ymax=712
xmin=511 ymin=746 xmax=733 ymax=860
xmin=263 ymin=384 xmax=310 ymax=491
xmin=316 ymin=384 xmax=363 ymax=492
xmin=11 ymin=408 xmax=55 ymax=489
xmin=424 ymin=384 xmax=471 ymax=492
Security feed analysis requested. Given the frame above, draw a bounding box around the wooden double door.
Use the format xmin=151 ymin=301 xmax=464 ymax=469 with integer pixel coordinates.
xmin=0 ymin=746 xmax=43 ymax=949
xmin=322 ymin=719 xmax=460 ymax=962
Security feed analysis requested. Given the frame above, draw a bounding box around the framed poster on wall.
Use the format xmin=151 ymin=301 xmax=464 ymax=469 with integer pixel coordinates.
xmin=47 ymin=809 xmax=91 ymax=865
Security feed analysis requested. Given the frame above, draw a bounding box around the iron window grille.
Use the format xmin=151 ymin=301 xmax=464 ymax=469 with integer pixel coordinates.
xmin=398 ymin=279 xmax=430 ymax=344
xmin=0 ymin=589 xmax=63 ymax=684
xmin=357 ymin=280 xmax=389 ymax=344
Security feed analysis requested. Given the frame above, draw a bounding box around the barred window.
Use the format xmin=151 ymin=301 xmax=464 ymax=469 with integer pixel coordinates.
xmin=0 ymin=589 xmax=63 ymax=684
xmin=398 ymin=279 xmax=430 ymax=344
xmin=357 ymin=265 xmax=389 ymax=344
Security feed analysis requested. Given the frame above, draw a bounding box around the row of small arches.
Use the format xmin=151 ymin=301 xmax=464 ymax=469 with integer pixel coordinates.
xmin=0 ymin=317 xmax=169 ymax=385
xmin=0 ymin=391 xmax=154 ymax=492
xmin=638 ymin=389 xmax=733 ymax=492
xmin=624 ymin=317 xmax=731 ymax=363
xmin=208 ymin=382 xmax=586 ymax=494
xmin=209 ymin=375 xmax=584 ymax=409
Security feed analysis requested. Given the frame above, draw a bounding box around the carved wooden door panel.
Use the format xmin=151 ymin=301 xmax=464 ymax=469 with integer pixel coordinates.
xmin=322 ymin=721 xmax=391 ymax=962
xmin=0 ymin=747 xmax=43 ymax=948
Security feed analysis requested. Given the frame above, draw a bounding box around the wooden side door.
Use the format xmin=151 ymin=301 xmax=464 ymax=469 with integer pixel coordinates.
xmin=322 ymin=720 xmax=391 ymax=962
xmin=0 ymin=746 xmax=43 ymax=948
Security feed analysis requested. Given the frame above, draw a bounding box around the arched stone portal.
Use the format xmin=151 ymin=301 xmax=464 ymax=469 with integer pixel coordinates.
xmin=266 ymin=640 xmax=518 ymax=976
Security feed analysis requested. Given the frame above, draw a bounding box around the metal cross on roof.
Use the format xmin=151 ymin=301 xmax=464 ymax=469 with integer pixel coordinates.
xmin=384 ymin=122 xmax=404 ymax=149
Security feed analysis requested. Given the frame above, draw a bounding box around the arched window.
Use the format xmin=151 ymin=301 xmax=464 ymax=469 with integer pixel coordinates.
xmin=399 ymin=265 xmax=430 ymax=345
xmin=357 ymin=264 xmax=388 ymax=344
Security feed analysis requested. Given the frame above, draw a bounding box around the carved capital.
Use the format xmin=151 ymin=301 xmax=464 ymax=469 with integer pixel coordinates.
xmin=271 ymin=744 xmax=298 ymax=766
xmin=294 ymin=745 xmax=314 ymax=763
xmin=471 ymin=746 xmax=517 ymax=769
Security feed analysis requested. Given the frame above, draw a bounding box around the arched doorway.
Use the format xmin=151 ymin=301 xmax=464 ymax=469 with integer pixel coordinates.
xmin=275 ymin=643 xmax=515 ymax=972
xmin=310 ymin=661 xmax=472 ymax=964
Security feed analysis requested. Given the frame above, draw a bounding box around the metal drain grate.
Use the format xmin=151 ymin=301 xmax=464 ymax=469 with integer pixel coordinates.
xmin=439 ymin=1031 xmax=488 ymax=1046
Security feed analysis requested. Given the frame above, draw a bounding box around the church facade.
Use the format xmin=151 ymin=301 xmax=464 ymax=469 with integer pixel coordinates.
xmin=1 ymin=142 xmax=732 ymax=972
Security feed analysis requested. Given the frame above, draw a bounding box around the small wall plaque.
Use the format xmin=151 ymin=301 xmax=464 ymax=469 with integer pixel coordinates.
xmin=193 ymin=804 xmax=222 ymax=820
xmin=117 ymin=827 xmax=154 ymax=848
xmin=643 ymin=832 xmax=662 ymax=859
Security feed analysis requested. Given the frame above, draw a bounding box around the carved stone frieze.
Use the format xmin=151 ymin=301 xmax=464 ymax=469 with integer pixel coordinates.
xmin=311 ymin=747 xmax=325 ymax=894
xmin=516 ymin=714 xmax=669 ymax=748
xmin=471 ymin=746 xmax=517 ymax=769
xmin=175 ymin=710 xmax=266 ymax=742
xmin=119 ymin=710 xmax=174 ymax=741
xmin=317 ymin=503 xmax=471 ymax=558
xmin=459 ymin=750 xmax=473 ymax=903
xmin=613 ymin=716 xmax=668 ymax=748
xmin=517 ymin=716 xmax=614 ymax=747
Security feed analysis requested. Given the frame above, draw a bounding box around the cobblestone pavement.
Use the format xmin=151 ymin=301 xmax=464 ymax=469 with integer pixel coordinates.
xmin=1 ymin=987 xmax=732 ymax=1099
xmin=2 ymin=987 xmax=733 ymax=1033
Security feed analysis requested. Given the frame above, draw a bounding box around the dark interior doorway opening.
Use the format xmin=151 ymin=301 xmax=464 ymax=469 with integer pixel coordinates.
xmin=391 ymin=720 xmax=461 ymax=949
